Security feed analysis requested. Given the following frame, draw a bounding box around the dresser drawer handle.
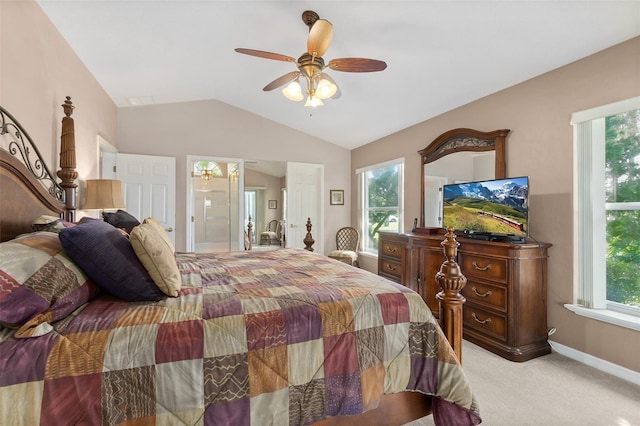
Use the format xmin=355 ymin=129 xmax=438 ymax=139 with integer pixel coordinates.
xmin=386 ymin=263 xmax=397 ymax=272
xmin=386 ymin=246 xmax=398 ymax=254
xmin=472 ymin=287 xmax=492 ymax=298
xmin=472 ymin=312 xmax=492 ymax=325
xmin=472 ymin=261 xmax=492 ymax=271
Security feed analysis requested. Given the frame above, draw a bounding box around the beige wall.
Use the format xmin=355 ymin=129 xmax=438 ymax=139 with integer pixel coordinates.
xmin=117 ymin=100 xmax=351 ymax=253
xmin=1 ymin=1 xmax=117 ymax=192
xmin=352 ymin=36 xmax=640 ymax=372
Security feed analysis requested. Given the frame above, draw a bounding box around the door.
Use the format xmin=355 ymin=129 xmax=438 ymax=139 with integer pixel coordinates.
xmin=115 ymin=153 xmax=176 ymax=244
xmin=286 ymin=162 xmax=323 ymax=253
xmin=424 ymin=176 xmax=448 ymax=228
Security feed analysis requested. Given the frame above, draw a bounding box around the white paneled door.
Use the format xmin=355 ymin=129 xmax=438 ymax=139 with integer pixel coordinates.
xmin=115 ymin=153 xmax=176 ymax=244
xmin=286 ymin=162 xmax=323 ymax=253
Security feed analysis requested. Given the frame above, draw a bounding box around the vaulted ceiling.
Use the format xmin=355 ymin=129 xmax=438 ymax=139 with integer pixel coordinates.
xmin=37 ymin=1 xmax=640 ymax=149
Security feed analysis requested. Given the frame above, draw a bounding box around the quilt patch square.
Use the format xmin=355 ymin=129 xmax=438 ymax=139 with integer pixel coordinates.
xmin=0 ymin=381 xmax=44 ymax=425
xmin=102 ymin=366 xmax=156 ymax=424
xmin=46 ymin=330 xmax=111 ymax=378
xmin=287 ymin=339 xmax=325 ymax=385
xmin=0 ymin=332 xmax=56 ymax=386
xmin=323 ymin=332 xmax=360 ymax=376
xmin=248 ymin=345 xmax=288 ymax=397
xmin=155 ymin=320 xmax=203 ymax=363
xmin=204 ymin=353 xmax=249 ymax=406
xmin=250 ymin=387 xmax=290 ymax=425
xmin=103 ymin=323 xmax=159 ymax=369
xmin=319 ymin=298 xmax=355 ymax=337
xmin=115 ymin=304 xmax=164 ymax=328
xmin=155 ymin=359 xmax=204 ymax=414
xmin=282 ymin=303 xmax=322 ymax=344
xmin=245 ymin=310 xmax=287 ymax=351
xmin=203 ymin=292 xmax=242 ymax=319
xmin=355 ymin=326 xmax=385 ymax=370
xmin=289 ymin=379 xmax=326 ymax=424
xmin=65 ymin=299 xmax=128 ymax=332
xmin=325 ymin=373 xmax=363 ymax=417
xmin=204 ymin=397 xmax=250 ymax=426
xmin=42 ymin=373 xmax=102 ymax=425
xmin=377 ymin=292 xmax=411 ymax=325
xmin=203 ymin=315 xmax=247 ymax=357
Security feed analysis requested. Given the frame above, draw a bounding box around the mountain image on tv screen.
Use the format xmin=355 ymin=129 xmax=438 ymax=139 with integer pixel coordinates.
xmin=442 ymin=176 xmax=529 ymax=237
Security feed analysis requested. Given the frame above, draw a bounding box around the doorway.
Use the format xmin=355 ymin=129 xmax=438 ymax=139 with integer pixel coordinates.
xmin=186 ymin=156 xmax=243 ymax=252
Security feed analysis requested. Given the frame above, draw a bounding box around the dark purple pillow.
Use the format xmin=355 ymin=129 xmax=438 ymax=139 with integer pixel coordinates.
xmin=102 ymin=209 xmax=141 ymax=233
xmin=59 ymin=220 xmax=163 ymax=302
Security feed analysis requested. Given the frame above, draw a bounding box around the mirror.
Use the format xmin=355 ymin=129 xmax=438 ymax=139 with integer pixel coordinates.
xmin=418 ymin=128 xmax=510 ymax=229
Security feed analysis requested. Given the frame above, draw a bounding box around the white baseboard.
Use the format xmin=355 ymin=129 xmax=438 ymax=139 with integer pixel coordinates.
xmin=549 ymin=340 xmax=640 ymax=386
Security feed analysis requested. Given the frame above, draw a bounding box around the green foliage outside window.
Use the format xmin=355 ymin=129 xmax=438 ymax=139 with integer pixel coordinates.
xmin=365 ymin=165 xmax=399 ymax=251
xmin=605 ymin=109 xmax=640 ymax=307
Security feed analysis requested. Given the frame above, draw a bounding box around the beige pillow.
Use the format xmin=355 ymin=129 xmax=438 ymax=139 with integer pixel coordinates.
xmin=130 ymin=223 xmax=181 ymax=297
xmin=142 ymin=217 xmax=174 ymax=253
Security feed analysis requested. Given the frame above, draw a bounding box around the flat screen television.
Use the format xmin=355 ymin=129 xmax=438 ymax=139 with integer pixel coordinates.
xmin=442 ymin=176 xmax=529 ymax=242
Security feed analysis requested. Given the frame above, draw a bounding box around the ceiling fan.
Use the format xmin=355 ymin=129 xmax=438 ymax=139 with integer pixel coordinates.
xmin=235 ymin=10 xmax=387 ymax=107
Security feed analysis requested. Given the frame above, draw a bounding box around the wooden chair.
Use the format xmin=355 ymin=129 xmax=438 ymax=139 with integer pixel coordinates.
xmin=328 ymin=226 xmax=360 ymax=267
xmin=260 ymin=219 xmax=280 ymax=245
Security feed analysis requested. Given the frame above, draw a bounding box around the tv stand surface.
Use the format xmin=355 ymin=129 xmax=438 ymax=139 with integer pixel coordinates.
xmin=463 ymin=232 xmax=526 ymax=244
xmin=377 ymin=231 xmax=552 ymax=362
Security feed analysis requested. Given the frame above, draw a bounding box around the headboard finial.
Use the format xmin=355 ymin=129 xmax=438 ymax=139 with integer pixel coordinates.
xmin=62 ymin=96 xmax=75 ymax=118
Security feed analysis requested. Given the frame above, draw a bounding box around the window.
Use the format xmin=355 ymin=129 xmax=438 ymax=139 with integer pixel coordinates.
xmin=357 ymin=159 xmax=404 ymax=254
xmin=572 ymin=97 xmax=640 ymax=326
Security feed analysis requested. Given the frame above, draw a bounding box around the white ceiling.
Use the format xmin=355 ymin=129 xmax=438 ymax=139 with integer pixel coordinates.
xmin=37 ymin=1 xmax=640 ymax=150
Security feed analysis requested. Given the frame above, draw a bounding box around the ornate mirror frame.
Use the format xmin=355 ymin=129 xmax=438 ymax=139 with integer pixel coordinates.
xmin=418 ymin=128 xmax=511 ymax=229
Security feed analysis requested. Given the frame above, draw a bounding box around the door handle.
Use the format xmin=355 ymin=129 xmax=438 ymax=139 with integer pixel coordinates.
xmin=165 ymin=227 xmax=174 ymax=233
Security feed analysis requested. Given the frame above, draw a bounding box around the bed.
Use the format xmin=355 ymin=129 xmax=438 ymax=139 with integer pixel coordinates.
xmin=0 ymin=99 xmax=480 ymax=425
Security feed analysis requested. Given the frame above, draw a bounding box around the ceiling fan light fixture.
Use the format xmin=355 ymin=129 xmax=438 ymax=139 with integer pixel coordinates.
xmin=282 ymin=80 xmax=304 ymax=101
xmin=304 ymin=96 xmax=324 ymax=108
xmin=315 ymin=78 xmax=338 ymax=99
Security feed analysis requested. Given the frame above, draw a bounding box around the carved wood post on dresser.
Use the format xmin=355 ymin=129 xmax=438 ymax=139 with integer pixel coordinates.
xmin=378 ymin=230 xmax=552 ymax=362
xmin=435 ymin=228 xmax=467 ymax=363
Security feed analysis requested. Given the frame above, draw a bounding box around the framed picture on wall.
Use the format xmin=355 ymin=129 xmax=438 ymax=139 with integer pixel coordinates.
xmin=330 ymin=190 xmax=344 ymax=205
xmin=268 ymin=200 xmax=277 ymax=209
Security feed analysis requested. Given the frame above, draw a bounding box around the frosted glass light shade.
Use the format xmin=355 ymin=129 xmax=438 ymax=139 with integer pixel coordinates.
xmin=316 ymin=78 xmax=337 ymax=99
xmin=83 ymin=179 xmax=126 ymax=210
xmin=282 ymin=81 xmax=304 ymax=101
xmin=304 ymin=96 xmax=324 ymax=107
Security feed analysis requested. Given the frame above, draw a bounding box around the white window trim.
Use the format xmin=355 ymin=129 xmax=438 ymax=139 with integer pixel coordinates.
xmin=357 ymin=158 xmax=404 ymax=256
xmin=569 ymin=96 xmax=640 ymax=330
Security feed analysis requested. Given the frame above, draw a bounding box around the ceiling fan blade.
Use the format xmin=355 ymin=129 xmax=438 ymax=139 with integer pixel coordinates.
xmin=235 ymin=48 xmax=296 ymax=63
xmin=328 ymin=58 xmax=387 ymax=72
xmin=263 ymin=71 xmax=301 ymax=91
xmin=307 ymin=19 xmax=333 ymax=57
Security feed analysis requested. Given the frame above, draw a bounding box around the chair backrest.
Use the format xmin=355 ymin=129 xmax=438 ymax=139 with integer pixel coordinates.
xmin=336 ymin=227 xmax=359 ymax=251
xmin=266 ymin=219 xmax=278 ymax=233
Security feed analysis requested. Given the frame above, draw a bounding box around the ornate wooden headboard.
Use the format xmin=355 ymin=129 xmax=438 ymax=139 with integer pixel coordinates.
xmin=0 ymin=98 xmax=78 ymax=242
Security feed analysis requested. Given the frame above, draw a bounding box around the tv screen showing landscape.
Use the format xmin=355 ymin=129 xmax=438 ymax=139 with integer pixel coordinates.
xmin=442 ymin=176 xmax=529 ymax=237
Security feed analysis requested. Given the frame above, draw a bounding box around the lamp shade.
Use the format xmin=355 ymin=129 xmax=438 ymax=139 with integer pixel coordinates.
xmin=83 ymin=179 xmax=126 ymax=210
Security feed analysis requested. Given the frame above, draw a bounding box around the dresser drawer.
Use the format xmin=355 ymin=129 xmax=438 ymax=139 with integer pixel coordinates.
xmin=463 ymin=306 xmax=507 ymax=342
xmin=460 ymin=254 xmax=507 ymax=283
xmin=379 ymin=259 xmax=403 ymax=281
xmin=380 ymin=241 xmax=403 ymax=260
xmin=462 ymin=280 xmax=507 ymax=312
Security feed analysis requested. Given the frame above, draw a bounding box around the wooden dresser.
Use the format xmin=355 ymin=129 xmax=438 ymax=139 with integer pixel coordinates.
xmin=378 ymin=231 xmax=552 ymax=362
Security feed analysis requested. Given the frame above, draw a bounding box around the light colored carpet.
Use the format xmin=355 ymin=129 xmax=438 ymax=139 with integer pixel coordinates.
xmin=405 ymin=340 xmax=640 ymax=426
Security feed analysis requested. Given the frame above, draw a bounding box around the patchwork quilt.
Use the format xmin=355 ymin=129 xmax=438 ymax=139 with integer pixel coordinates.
xmin=0 ymin=249 xmax=480 ymax=425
